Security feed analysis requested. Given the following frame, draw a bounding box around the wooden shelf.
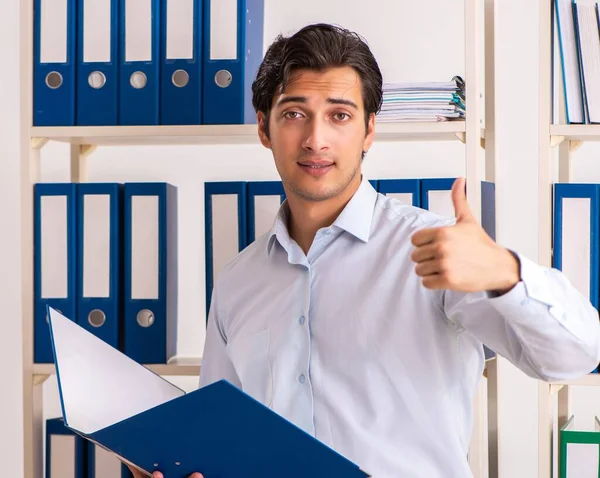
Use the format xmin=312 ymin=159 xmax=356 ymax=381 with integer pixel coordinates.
xmin=33 ymin=356 xmax=201 ymax=380
xmin=30 ymin=121 xmax=469 ymax=147
xmin=553 ymin=374 xmax=600 ymax=387
xmin=551 ymin=124 xmax=600 ymax=142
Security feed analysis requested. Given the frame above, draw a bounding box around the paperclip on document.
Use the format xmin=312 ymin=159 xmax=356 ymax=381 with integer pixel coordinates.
xmin=47 ymin=306 xmax=371 ymax=478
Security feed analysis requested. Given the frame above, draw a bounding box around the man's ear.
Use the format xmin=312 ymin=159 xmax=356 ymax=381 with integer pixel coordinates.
xmin=362 ymin=113 xmax=375 ymax=154
xmin=257 ymin=112 xmax=272 ymax=149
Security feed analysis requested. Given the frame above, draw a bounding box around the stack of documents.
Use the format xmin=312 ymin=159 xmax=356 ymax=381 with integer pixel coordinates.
xmin=376 ymin=76 xmax=465 ymax=123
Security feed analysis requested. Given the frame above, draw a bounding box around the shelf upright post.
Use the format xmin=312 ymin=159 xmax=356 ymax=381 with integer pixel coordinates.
xmin=538 ymin=0 xmax=554 ymax=476
xmin=18 ymin=0 xmax=48 ymax=472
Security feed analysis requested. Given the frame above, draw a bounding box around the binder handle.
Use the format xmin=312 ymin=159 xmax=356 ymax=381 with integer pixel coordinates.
xmin=88 ymin=71 xmax=107 ymax=89
xmin=137 ymin=309 xmax=155 ymax=327
xmin=45 ymin=72 xmax=63 ymax=89
xmin=214 ymin=69 xmax=232 ymax=88
xmin=88 ymin=309 xmax=106 ymax=328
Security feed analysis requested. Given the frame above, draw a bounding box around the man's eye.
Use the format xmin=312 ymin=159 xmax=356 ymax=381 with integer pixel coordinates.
xmin=333 ymin=112 xmax=350 ymax=121
xmin=284 ymin=111 xmax=303 ymax=119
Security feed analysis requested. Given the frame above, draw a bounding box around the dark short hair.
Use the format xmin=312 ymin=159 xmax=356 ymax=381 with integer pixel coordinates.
xmin=251 ymin=23 xmax=383 ymax=137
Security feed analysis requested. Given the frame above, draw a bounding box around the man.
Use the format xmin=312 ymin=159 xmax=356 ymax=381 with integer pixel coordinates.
xmin=135 ymin=23 xmax=600 ymax=478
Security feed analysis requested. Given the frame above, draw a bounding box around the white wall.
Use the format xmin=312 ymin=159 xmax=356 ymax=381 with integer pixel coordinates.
xmin=3 ymin=0 xmax=600 ymax=477
xmin=0 ymin=0 xmax=24 ymax=474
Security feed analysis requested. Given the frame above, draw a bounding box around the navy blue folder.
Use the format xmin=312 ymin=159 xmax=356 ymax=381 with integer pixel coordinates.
xmin=91 ymin=380 xmax=370 ymax=478
xmin=47 ymin=306 xmax=371 ymax=478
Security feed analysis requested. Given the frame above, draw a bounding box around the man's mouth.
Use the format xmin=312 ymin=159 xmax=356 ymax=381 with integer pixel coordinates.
xmin=301 ymin=164 xmax=331 ymax=169
xmin=298 ymin=160 xmax=334 ymax=176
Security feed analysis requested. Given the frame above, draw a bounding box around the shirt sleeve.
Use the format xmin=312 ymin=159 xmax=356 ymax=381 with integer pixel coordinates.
xmin=198 ymin=286 xmax=241 ymax=389
xmin=442 ymin=251 xmax=600 ymax=381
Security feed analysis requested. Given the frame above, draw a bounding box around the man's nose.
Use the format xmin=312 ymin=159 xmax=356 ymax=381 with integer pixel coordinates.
xmin=301 ymin=118 xmax=330 ymax=153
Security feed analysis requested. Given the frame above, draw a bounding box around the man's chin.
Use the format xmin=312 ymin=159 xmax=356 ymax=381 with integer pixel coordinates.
xmin=285 ymin=171 xmax=360 ymax=202
xmin=291 ymin=185 xmax=339 ymax=202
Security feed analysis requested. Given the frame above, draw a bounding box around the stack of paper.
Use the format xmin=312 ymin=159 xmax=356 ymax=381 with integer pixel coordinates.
xmin=376 ymin=76 xmax=465 ymax=123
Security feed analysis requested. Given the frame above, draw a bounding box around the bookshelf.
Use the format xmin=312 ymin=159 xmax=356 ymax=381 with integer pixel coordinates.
xmin=30 ymin=122 xmax=474 ymax=146
xmin=539 ymin=0 xmax=600 ymax=477
xmin=551 ymin=124 xmax=600 ymax=141
xmin=553 ymin=375 xmax=600 ymax=387
xmin=18 ymin=1 xmax=495 ymax=478
xmin=32 ymin=357 xmax=202 ymax=381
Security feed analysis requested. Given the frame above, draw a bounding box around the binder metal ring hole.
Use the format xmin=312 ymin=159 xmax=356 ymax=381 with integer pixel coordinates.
xmin=130 ymin=71 xmax=147 ymax=90
xmin=172 ymin=70 xmax=189 ymax=88
xmin=214 ymin=70 xmax=232 ymax=88
xmin=45 ymin=71 xmax=63 ymax=89
xmin=88 ymin=71 xmax=107 ymax=89
xmin=175 ymin=462 xmax=181 ymax=466
xmin=137 ymin=309 xmax=155 ymax=328
xmin=88 ymin=310 xmax=106 ymax=328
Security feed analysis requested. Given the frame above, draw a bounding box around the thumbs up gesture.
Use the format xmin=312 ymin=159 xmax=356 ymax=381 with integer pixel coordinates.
xmin=410 ymin=177 xmax=520 ymax=294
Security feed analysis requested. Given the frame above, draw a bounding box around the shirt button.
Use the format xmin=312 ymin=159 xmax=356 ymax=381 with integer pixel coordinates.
xmin=299 ymin=315 xmax=306 ymax=325
xmin=298 ymin=374 xmax=306 ymax=384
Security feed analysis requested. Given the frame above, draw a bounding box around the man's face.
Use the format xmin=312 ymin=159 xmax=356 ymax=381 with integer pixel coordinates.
xmin=258 ymin=66 xmax=375 ymax=202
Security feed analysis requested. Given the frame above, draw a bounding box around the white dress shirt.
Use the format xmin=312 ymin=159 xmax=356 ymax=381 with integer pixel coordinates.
xmin=199 ymin=177 xmax=600 ymax=478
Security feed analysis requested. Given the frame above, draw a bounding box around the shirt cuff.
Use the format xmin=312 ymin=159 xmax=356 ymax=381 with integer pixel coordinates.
xmin=515 ymin=251 xmax=556 ymax=306
xmin=486 ymin=251 xmax=560 ymax=320
xmin=485 ymin=249 xmax=522 ymax=299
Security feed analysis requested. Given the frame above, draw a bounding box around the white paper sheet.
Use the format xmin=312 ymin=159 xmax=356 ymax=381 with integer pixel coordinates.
xmin=48 ymin=308 xmax=184 ymax=435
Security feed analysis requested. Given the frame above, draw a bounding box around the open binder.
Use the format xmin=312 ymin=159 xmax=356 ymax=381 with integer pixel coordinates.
xmin=46 ymin=306 xmax=370 ymax=478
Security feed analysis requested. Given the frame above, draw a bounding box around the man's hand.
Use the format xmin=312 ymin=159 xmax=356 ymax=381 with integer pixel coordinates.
xmin=127 ymin=464 xmax=203 ymax=478
xmin=410 ymin=177 xmax=520 ymax=294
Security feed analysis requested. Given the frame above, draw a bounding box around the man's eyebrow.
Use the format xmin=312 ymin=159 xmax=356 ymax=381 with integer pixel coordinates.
xmin=275 ymin=96 xmax=359 ymax=110
xmin=327 ymin=98 xmax=358 ymax=110
xmin=276 ymin=96 xmax=307 ymax=106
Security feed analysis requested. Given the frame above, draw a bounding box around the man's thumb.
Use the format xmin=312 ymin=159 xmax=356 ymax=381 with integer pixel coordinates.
xmin=451 ymin=177 xmax=474 ymax=222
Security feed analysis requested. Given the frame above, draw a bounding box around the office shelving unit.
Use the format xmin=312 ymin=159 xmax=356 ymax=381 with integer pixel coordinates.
xmin=538 ymin=0 xmax=600 ymax=477
xmin=18 ymin=0 xmax=497 ymax=477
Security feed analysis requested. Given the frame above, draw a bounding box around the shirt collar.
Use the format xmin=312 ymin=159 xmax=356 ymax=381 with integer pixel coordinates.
xmin=266 ymin=201 xmax=291 ymax=256
xmin=266 ymin=176 xmax=378 ymax=256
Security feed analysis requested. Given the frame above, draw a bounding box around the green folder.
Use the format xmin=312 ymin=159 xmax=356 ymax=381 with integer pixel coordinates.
xmin=560 ymin=415 xmax=600 ymax=478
